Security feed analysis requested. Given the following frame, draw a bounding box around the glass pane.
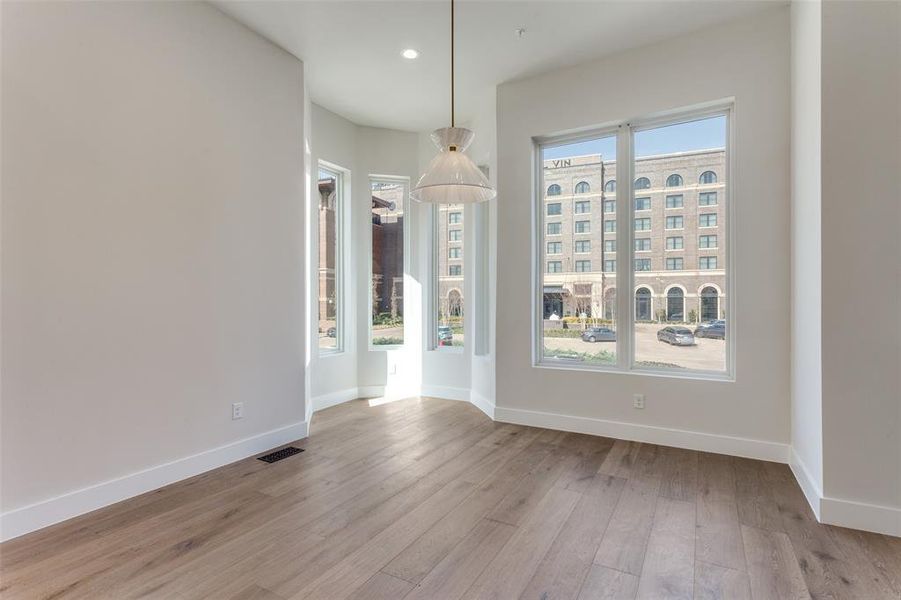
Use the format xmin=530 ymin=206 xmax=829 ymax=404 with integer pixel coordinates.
xmin=540 ymin=135 xmax=616 ymax=366
xmin=318 ymin=167 xmax=341 ymax=352
xmin=437 ymin=204 xmax=464 ymax=348
xmin=632 ymin=115 xmax=727 ymax=372
xmin=371 ymin=178 xmax=406 ymax=346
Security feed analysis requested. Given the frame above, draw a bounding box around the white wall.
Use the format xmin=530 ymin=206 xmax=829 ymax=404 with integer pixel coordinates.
xmin=1 ymin=1 xmax=307 ymax=532
xmin=495 ymin=8 xmax=791 ymax=457
xmin=310 ymin=104 xmax=359 ymax=404
xmin=789 ymin=0 xmax=823 ymax=505
xmin=354 ymin=127 xmax=423 ymax=398
xmin=820 ymin=0 xmax=900 ymax=528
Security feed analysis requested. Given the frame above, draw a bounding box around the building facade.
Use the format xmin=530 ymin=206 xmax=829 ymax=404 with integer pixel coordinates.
xmin=436 ymin=204 xmax=464 ymax=322
xmin=543 ymin=149 xmax=726 ymax=323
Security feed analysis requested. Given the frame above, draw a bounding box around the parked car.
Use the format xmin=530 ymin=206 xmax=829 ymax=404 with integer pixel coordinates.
xmin=657 ymin=326 xmax=695 ymax=346
xmin=581 ymin=327 xmax=616 ymax=343
xmin=326 ymin=327 xmax=336 ymax=338
xmin=694 ymin=320 xmax=725 ymax=339
xmin=437 ymin=325 xmax=454 ymax=345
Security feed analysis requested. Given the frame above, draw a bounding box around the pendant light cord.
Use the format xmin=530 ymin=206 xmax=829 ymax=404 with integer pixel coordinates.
xmin=450 ymin=0 xmax=455 ymax=128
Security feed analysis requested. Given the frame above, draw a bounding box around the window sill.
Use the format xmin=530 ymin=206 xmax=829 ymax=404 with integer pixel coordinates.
xmin=534 ymin=359 xmax=734 ymax=382
xmin=431 ymin=346 xmax=465 ymax=354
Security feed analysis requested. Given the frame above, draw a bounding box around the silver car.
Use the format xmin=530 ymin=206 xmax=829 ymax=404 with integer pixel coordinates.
xmin=657 ymin=326 xmax=695 ymax=346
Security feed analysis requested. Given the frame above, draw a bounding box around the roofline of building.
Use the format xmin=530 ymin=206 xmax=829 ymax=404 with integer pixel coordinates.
xmin=544 ymin=147 xmax=725 ymax=166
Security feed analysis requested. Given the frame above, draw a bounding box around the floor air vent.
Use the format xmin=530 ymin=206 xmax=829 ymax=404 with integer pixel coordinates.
xmin=257 ymin=446 xmax=304 ymax=463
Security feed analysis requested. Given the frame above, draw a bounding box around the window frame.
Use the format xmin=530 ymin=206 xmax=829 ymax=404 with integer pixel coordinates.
xmin=532 ymin=101 xmax=734 ymax=381
xmin=368 ymin=174 xmax=410 ymax=351
xmin=318 ymin=161 xmax=349 ymax=356
xmin=429 ymin=203 xmax=466 ymax=353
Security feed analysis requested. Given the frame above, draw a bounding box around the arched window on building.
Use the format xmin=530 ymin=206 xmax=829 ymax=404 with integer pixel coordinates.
xmin=700 ymin=286 xmax=719 ymax=321
xmin=634 ymin=177 xmax=651 ymax=190
xmin=574 ymin=181 xmax=590 ymax=194
xmin=699 ymin=171 xmax=717 ymax=184
xmin=635 ymin=287 xmax=652 ymax=321
xmin=603 ymin=288 xmax=617 ymax=321
xmin=604 ymin=180 xmax=616 ymax=193
xmin=547 ymin=184 xmax=561 ymax=196
xmin=447 ymin=289 xmax=463 ymax=317
xmin=666 ymin=174 xmax=683 ymax=187
xmin=667 ymin=288 xmax=684 ymax=322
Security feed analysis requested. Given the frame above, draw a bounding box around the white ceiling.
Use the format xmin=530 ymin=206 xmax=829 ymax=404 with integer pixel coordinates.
xmin=214 ymin=1 xmax=777 ymax=133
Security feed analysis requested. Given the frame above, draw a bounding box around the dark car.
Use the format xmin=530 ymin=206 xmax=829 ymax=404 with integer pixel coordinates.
xmin=657 ymin=326 xmax=695 ymax=346
xmin=581 ymin=326 xmax=616 ymax=343
xmin=694 ymin=320 xmax=725 ymax=339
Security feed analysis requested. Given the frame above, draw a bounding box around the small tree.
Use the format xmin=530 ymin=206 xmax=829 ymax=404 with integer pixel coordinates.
xmin=688 ymin=309 xmax=698 ymax=324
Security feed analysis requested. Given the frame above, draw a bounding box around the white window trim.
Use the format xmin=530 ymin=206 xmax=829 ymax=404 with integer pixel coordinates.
xmin=318 ymin=161 xmax=349 ymax=357
xmin=368 ymin=174 xmax=410 ymax=351
xmin=532 ymin=100 xmax=735 ymax=381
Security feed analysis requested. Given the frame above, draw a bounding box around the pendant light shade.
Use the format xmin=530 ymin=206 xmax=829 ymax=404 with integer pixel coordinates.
xmin=411 ymin=127 xmax=495 ymax=204
xmin=411 ymin=0 xmax=496 ymax=204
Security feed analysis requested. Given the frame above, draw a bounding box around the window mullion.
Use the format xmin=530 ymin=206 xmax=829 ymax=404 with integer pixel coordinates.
xmin=615 ymin=125 xmax=633 ymax=370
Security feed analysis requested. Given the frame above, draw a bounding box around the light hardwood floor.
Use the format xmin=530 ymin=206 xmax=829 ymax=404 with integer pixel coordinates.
xmin=1 ymin=397 xmax=899 ymax=599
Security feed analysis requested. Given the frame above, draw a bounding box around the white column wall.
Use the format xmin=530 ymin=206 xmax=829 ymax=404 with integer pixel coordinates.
xmin=1 ymin=1 xmax=307 ymax=537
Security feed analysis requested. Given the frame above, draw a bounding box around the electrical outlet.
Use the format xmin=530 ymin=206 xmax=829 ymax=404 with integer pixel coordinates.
xmin=633 ymin=394 xmax=645 ymax=409
xmin=232 ymin=402 xmax=244 ymax=420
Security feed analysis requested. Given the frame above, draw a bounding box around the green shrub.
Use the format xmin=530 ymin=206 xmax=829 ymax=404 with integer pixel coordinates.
xmin=544 ymin=329 xmax=584 ymax=338
xmin=372 ymin=313 xmax=403 ymax=326
xmin=543 ymin=347 xmax=616 ymax=363
xmin=372 ymin=336 xmax=403 ymax=346
xmin=635 ymin=360 xmax=683 ymax=369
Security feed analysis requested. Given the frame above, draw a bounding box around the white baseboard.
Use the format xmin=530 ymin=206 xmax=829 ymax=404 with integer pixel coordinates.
xmin=420 ymin=385 xmax=471 ymax=402
xmin=788 ymin=447 xmax=900 ymax=536
xmin=493 ymin=405 xmax=790 ymax=463
xmin=357 ymin=385 xmax=385 ymax=399
xmin=820 ymin=496 xmax=901 ymax=538
xmin=311 ymin=386 xmax=386 ymax=413
xmin=469 ymin=390 xmax=496 ymax=420
xmin=0 ymin=420 xmax=308 ymax=543
xmin=789 ymin=448 xmax=822 ymax=520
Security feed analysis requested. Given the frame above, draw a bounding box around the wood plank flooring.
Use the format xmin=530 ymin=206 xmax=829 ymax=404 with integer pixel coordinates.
xmin=1 ymin=397 xmax=899 ymax=599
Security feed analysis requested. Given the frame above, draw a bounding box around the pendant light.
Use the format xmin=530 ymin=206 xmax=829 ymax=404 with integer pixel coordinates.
xmin=410 ymin=0 xmax=496 ymax=204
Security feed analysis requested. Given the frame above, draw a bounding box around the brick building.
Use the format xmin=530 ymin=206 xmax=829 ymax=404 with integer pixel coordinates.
xmin=543 ymin=149 xmax=726 ymax=323
xmin=436 ymin=204 xmax=464 ymax=321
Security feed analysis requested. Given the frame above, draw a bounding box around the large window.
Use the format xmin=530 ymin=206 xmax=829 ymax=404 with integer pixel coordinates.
xmin=537 ymin=107 xmax=730 ymax=377
xmin=632 ymin=113 xmax=728 ymax=373
xmin=318 ymin=165 xmax=345 ymax=353
xmin=371 ymin=177 xmax=407 ymax=346
xmin=539 ymin=134 xmax=617 ymax=365
xmin=435 ymin=203 xmax=464 ymax=348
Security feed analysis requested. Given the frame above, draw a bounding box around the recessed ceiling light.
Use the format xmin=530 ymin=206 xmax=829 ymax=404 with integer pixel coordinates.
xmin=402 ymin=48 xmax=419 ymax=59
